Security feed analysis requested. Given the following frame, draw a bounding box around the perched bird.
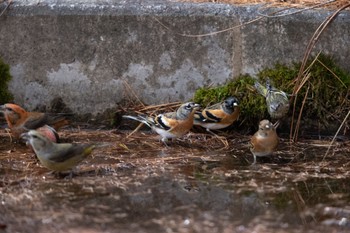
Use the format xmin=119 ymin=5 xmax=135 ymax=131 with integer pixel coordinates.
xmin=0 ymin=103 xmax=70 ymax=139
xmin=21 ymin=130 xmax=96 ymax=172
xmin=250 ymin=119 xmax=279 ymax=164
xmin=123 ymin=102 xmax=200 ymax=143
xmin=193 ymin=96 xmax=240 ymax=131
xmin=254 ymin=79 xmax=290 ymax=122
xmin=254 ymin=80 xmax=268 ymax=97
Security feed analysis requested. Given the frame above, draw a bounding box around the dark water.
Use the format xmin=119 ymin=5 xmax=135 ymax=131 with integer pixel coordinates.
xmin=0 ymin=130 xmax=350 ymax=233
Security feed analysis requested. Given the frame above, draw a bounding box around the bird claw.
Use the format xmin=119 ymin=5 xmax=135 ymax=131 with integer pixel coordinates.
xmin=161 ymin=138 xmax=170 ymax=147
xmin=4 ymin=128 xmax=13 ymax=143
xmin=273 ymin=121 xmax=280 ymax=129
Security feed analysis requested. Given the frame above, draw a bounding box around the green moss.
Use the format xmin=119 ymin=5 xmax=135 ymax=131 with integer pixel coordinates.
xmin=258 ymin=54 xmax=350 ymax=128
xmin=0 ymin=58 xmax=13 ymax=104
xmin=193 ymin=54 xmax=350 ymax=134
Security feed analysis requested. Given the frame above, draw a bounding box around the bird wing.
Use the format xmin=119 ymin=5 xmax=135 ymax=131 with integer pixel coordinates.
xmin=124 ymin=112 xmax=182 ymax=131
xmin=48 ymin=143 xmax=93 ymax=163
xmin=153 ymin=113 xmax=178 ymax=130
xmin=23 ymin=113 xmax=69 ymax=130
xmin=22 ymin=112 xmax=49 ymax=129
xmin=194 ymin=111 xmax=207 ymax=122
xmin=161 ymin=111 xmax=178 ymax=120
xmin=275 ymin=90 xmax=289 ymax=100
xmin=122 ymin=115 xmax=154 ymax=128
xmin=200 ymin=109 xmax=228 ymax=123
xmin=254 ymin=81 xmax=268 ymax=97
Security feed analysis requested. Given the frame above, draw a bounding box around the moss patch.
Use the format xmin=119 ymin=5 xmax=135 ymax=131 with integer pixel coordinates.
xmin=259 ymin=54 xmax=350 ymax=125
xmin=193 ymin=54 xmax=350 ymax=135
xmin=0 ymin=58 xmax=13 ymax=104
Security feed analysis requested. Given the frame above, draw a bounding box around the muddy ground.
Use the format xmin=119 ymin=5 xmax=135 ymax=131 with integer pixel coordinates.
xmin=1 ymin=124 xmax=350 ymax=233
xmin=1 ymin=0 xmax=350 ymax=232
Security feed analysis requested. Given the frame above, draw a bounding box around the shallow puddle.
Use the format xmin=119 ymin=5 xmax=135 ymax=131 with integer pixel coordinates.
xmin=0 ymin=128 xmax=350 ymax=232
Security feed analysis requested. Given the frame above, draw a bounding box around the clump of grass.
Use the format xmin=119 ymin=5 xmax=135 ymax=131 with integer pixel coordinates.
xmin=0 ymin=58 xmax=13 ymax=104
xmin=259 ymin=54 xmax=350 ymax=132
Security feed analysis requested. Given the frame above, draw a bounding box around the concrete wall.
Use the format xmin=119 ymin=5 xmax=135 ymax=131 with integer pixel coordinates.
xmin=0 ymin=0 xmax=349 ymax=116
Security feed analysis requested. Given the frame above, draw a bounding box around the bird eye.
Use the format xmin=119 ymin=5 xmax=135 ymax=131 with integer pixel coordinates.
xmin=32 ymin=135 xmax=38 ymax=139
xmin=6 ymin=107 xmax=13 ymax=112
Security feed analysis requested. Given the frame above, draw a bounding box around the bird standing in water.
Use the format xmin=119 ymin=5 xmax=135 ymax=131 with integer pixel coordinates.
xmin=123 ymin=102 xmax=200 ymax=144
xmin=250 ymin=119 xmax=279 ymax=164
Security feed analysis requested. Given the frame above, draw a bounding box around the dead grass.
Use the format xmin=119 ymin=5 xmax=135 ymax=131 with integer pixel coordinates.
xmin=1 ymin=127 xmax=349 ymax=181
xmin=180 ymin=0 xmax=349 ymax=10
xmin=1 ymin=127 xmax=350 ymax=232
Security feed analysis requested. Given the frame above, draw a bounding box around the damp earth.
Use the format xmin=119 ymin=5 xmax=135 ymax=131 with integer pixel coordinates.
xmin=0 ymin=126 xmax=350 ymax=233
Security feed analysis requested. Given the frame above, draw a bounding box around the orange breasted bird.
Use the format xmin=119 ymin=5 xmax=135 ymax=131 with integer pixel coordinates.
xmin=21 ymin=130 xmax=96 ymax=172
xmin=0 ymin=103 xmax=70 ymax=139
xmin=250 ymin=119 xmax=279 ymax=164
xmin=123 ymin=102 xmax=200 ymax=143
xmin=193 ymin=96 xmax=240 ymax=131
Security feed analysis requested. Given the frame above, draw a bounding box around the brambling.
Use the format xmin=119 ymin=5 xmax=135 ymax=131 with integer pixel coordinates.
xmin=123 ymin=102 xmax=200 ymax=143
xmin=250 ymin=119 xmax=279 ymax=164
xmin=0 ymin=103 xmax=70 ymax=139
xmin=254 ymin=79 xmax=290 ymax=122
xmin=21 ymin=130 xmax=96 ymax=172
xmin=193 ymin=96 xmax=240 ymax=131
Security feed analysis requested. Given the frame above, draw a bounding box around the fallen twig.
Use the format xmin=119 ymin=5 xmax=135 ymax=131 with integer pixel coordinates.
xmin=290 ymin=2 xmax=350 ymax=142
xmin=323 ymin=109 xmax=350 ymax=161
xmin=0 ymin=0 xmax=12 ymax=17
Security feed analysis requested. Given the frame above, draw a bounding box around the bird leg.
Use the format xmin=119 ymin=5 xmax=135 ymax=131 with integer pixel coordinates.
xmin=251 ymin=154 xmax=257 ymax=165
xmin=273 ymin=120 xmax=280 ymax=129
xmin=4 ymin=128 xmax=13 ymax=143
xmin=161 ymin=137 xmax=170 ymax=147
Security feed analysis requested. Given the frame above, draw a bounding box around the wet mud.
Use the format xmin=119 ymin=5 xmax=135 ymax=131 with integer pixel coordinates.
xmin=0 ymin=127 xmax=350 ymax=233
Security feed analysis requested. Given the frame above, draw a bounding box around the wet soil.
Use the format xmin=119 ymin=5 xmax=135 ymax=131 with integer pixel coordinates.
xmin=1 ymin=126 xmax=350 ymax=233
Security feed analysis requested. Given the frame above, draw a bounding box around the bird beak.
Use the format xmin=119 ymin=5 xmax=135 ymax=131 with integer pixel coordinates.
xmin=193 ymin=103 xmax=201 ymax=110
xmin=0 ymin=105 xmax=5 ymax=112
xmin=20 ymin=132 xmax=32 ymax=147
xmin=20 ymin=132 xmax=30 ymax=141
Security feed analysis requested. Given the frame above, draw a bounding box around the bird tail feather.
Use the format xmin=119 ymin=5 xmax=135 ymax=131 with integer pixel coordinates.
xmin=254 ymin=81 xmax=268 ymax=97
xmin=122 ymin=115 xmax=153 ymax=128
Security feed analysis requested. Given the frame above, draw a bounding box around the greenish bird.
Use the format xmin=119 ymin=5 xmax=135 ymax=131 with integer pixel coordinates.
xmin=255 ymin=79 xmax=290 ymax=121
xmin=21 ymin=130 xmax=96 ymax=172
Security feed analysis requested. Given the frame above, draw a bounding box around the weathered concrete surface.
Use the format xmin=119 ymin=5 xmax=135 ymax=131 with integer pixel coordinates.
xmin=0 ymin=0 xmax=349 ymax=116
